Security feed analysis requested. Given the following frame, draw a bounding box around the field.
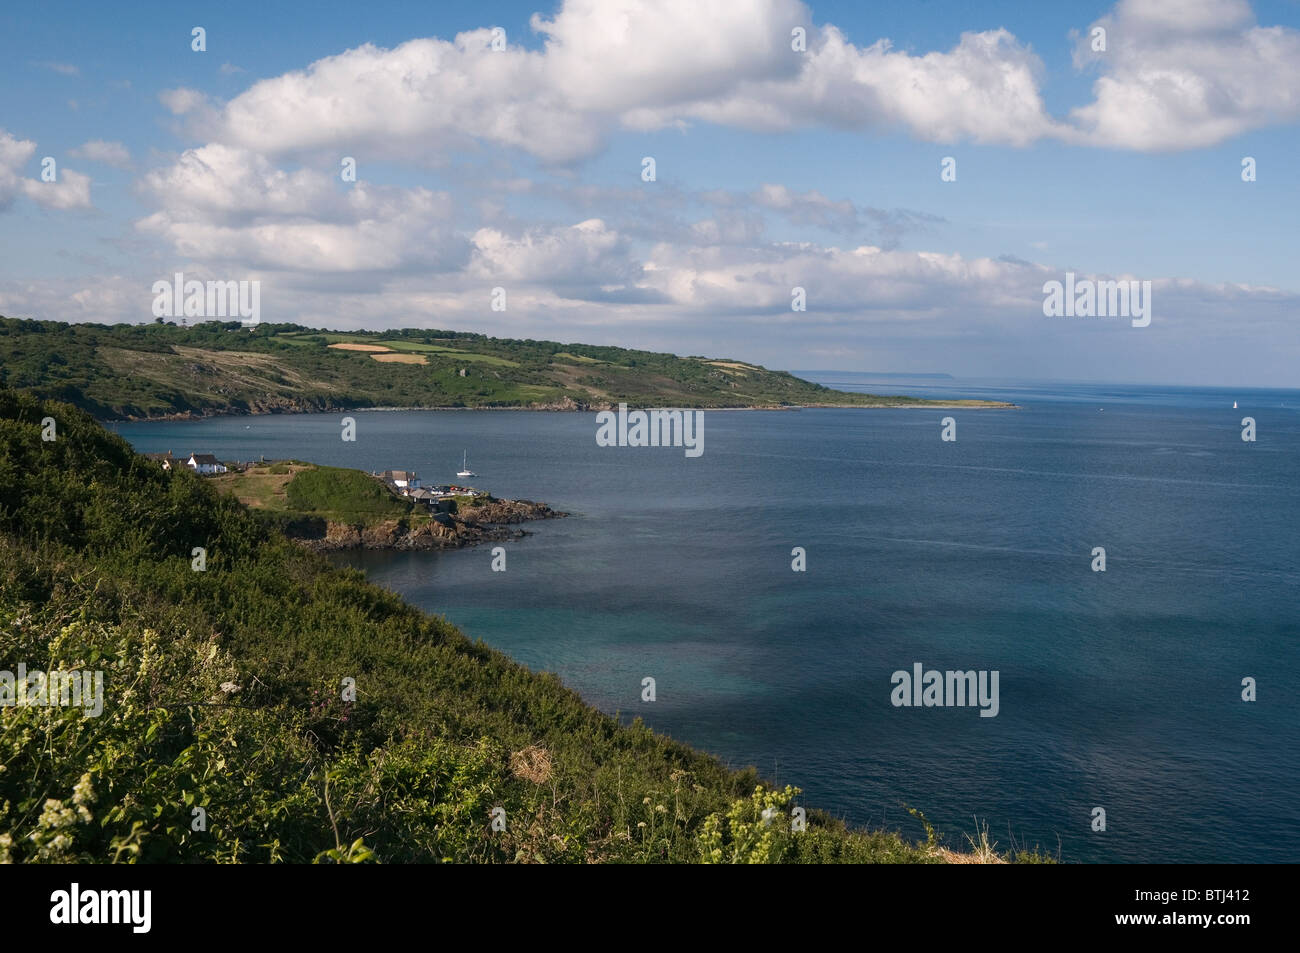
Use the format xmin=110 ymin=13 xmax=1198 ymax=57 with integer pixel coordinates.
xmin=370 ymin=353 xmax=428 ymax=364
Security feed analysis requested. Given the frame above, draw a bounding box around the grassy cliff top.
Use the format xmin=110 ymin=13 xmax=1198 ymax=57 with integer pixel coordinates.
xmin=210 ymin=462 xmax=427 ymax=528
xmin=0 ymin=316 xmax=1014 ymax=420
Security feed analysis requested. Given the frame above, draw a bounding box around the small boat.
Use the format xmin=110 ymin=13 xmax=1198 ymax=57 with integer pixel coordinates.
xmin=1233 ymin=401 xmax=1238 ymax=409
xmin=456 ymin=451 xmax=477 ymax=478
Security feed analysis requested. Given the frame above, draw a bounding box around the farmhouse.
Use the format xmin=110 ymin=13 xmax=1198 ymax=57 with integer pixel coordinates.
xmin=185 ymin=452 xmax=228 ymax=475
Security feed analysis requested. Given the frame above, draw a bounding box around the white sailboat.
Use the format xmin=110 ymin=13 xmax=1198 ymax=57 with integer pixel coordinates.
xmin=1233 ymin=401 xmax=1238 ymax=409
xmin=456 ymin=451 xmax=477 ymax=478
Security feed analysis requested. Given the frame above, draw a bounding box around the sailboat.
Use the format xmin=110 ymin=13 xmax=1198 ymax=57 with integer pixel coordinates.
xmin=1233 ymin=401 xmax=1238 ymax=409
xmin=456 ymin=451 xmax=477 ymax=479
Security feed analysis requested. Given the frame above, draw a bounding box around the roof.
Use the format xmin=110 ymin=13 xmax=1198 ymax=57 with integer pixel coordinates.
xmin=382 ymin=469 xmax=416 ymax=481
xmin=188 ymin=453 xmax=222 ymax=466
xmin=144 ymin=451 xmax=174 ymax=461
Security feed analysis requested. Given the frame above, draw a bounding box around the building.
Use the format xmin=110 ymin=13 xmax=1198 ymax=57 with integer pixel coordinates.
xmin=144 ymin=451 xmax=175 ymax=471
xmin=185 ymin=452 xmax=228 ymax=475
xmin=381 ymin=469 xmax=420 ymax=489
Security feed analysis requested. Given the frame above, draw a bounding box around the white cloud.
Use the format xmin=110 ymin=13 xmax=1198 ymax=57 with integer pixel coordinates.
xmin=22 ymin=169 xmax=92 ymax=210
xmin=137 ymin=145 xmax=463 ymax=272
xmin=1068 ymin=0 xmax=1300 ymax=149
xmin=0 ymin=130 xmax=92 ymax=211
xmin=153 ymin=0 xmax=1300 ymax=164
xmin=639 ymin=26 xmax=1059 ymax=146
xmin=211 ymin=34 xmax=599 ymax=163
xmin=69 ymin=139 xmax=133 ymax=169
xmin=532 ymin=0 xmax=809 ymax=115
xmin=0 ymin=132 xmax=38 ymax=210
xmin=469 ymin=218 xmax=641 ymax=288
xmin=189 ymin=0 xmax=1056 ymax=162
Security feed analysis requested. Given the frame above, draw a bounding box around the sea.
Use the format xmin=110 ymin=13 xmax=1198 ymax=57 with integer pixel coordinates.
xmin=116 ymin=374 xmax=1300 ymax=863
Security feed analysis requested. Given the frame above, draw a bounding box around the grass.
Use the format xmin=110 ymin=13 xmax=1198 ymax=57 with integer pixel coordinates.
xmin=213 ymin=462 xmax=422 ymax=527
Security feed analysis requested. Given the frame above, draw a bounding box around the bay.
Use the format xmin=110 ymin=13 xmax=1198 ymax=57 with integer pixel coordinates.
xmin=117 ymin=376 xmax=1300 ymax=863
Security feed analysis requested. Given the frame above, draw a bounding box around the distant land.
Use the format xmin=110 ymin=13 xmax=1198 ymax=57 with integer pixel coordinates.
xmin=795 ymin=370 xmax=955 ymax=379
xmin=0 ymin=317 xmax=1013 ymax=420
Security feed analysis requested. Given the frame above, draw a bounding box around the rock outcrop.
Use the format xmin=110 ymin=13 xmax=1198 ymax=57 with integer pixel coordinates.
xmin=289 ymin=499 xmax=564 ymax=552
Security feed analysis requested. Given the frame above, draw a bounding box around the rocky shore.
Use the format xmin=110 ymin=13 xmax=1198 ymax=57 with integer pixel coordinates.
xmin=285 ymin=498 xmax=566 ymax=553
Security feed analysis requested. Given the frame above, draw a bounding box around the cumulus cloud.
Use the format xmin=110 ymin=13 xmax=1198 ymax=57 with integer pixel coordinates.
xmin=184 ymin=0 xmax=1055 ymax=163
xmin=0 ymin=130 xmax=92 ymax=211
xmin=153 ymin=0 xmax=1300 ymax=163
xmin=22 ymin=169 xmax=92 ymax=209
xmin=1068 ymin=0 xmax=1300 ymax=149
xmin=136 ymin=144 xmax=464 ymax=272
xmin=532 ymin=0 xmax=809 ymax=115
xmin=211 ymin=33 xmax=598 ymax=163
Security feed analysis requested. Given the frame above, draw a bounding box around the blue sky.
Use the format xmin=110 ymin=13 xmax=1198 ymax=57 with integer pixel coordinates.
xmin=1 ymin=0 xmax=1298 ymax=385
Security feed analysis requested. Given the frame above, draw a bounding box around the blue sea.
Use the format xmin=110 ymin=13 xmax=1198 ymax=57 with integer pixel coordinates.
xmin=116 ymin=375 xmax=1300 ymax=863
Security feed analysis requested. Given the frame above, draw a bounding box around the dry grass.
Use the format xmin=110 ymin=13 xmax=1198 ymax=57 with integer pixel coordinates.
xmin=328 ymin=343 xmax=391 ymax=352
xmin=99 ymin=345 xmax=336 ymax=397
xmin=210 ymin=464 xmax=314 ymax=509
xmin=933 ymin=818 xmax=1007 ymax=864
xmin=510 ymin=745 xmax=553 ymax=784
xmin=369 ymin=353 xmax=427 ymax=364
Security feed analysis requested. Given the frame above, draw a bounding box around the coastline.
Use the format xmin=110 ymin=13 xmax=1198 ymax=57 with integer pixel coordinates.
xmin=278 ymin=499 xmax=566 ymax=553
xmin=108 ymin=399 xmax=1018 ymax=423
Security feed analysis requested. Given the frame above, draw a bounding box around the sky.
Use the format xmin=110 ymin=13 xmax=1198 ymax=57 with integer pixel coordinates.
xmin=1 ymin=0 xmax=1298 ymax=386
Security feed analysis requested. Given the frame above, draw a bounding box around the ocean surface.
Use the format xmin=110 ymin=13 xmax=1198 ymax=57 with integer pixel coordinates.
xmin=117 ymin=375 xmax=1300 ymax=863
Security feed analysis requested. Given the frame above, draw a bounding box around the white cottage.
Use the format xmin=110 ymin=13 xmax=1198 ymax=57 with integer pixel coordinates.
xmin=186 ymin=453 xmax=228 ymax=475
